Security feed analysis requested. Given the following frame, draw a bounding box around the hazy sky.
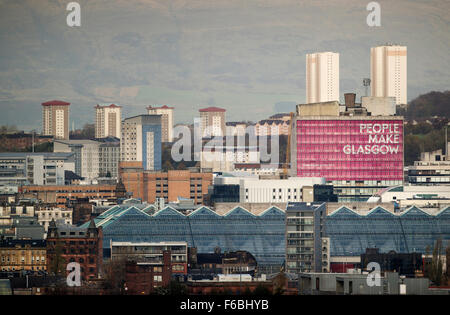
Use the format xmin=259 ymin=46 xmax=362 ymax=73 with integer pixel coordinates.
xmin=0 ymin=0 xmax=449 ymax=131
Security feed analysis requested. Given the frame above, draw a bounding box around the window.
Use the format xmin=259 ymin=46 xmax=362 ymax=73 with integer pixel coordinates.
xmin=153 ymin=275 xmax=162 ymax=282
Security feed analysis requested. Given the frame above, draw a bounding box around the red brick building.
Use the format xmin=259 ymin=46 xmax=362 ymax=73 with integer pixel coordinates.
xmin=46 ymin=220 xmax=103 ymax=281
xmin=0 ymin=133 xmax=53 ymax=151
xmin=124 ymin=251 xmax=172 ymax=295
xmin=20 ymin=184 xmax=119 ymax=208
xmin=119 ymin=165 xmax=213 ymax=204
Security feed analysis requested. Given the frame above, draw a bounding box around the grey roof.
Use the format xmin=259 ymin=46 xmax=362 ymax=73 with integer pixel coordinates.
xmin=286 ymin=202 xmax=326 ymax=212
xmin=0 ymin=239 xmax=46 ymax=248
xmin=0 ymin=152 xmax=74 ymax=159
xmin=54 ymin=139 xmax=100 ymax=145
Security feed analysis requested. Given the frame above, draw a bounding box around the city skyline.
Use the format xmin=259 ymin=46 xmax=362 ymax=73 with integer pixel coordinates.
xmin=0 ymin=0 xmax=449 ymax=131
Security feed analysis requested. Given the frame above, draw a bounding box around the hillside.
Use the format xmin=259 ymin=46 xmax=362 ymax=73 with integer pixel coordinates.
xmin=403 ymin=91 xmax=450 ymax=120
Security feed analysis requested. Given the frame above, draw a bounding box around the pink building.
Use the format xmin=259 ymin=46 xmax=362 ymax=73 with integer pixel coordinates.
xmin=294 ymin=118 xmax=404 ymax=181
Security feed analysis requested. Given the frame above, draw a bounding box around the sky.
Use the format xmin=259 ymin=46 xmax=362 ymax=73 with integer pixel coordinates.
xmin=0 ymin=0 xmax=449 ymax=131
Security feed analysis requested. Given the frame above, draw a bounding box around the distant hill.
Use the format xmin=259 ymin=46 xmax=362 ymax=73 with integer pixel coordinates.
xmin=404 ymin=91 xmax=450 ymax=120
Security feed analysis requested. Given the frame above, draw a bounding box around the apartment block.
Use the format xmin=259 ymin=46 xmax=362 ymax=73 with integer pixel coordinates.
xmin=42 ymin=100 xmax=70 ymax=140
xmin=199 ymin=107 xmax=226 ymax=138
xmin=95 ymin=104 xmax=122 ymax=139
xmin=121 ymin=115 xmax=162 ymax=171
xmin=285 ymin=202 xmax=328 ymax=274
xmin=306 ymin=52 xmax=339 ymax=103
xmin=147 ymin=105 xmax=174 ymax=143
xmin=371 ymin=45 xmax=407 ymax=105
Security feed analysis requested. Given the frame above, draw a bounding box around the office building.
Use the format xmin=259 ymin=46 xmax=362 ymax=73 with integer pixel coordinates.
xmin=54 ymin=140 xmax=100 ymax=181
xmin=0 ymin=152 xmax=75 ymax=186
xmin=147 ymin=105 xmax=174 ymax=143
xmin=306 ymin=52 xmax=339 ymax=103
xmin=121 ymin=115 xmax=162 ymax=171
xmin=407 ymin=149 xmax=450 ymax=184
xmin=41 ymin=100 xmax=70 ymax=140
xmin=214 ymin=174 xmax=325 ymax=203
xmin=54 ymin=138 xmax=120 ymax=180
xmin=200 ymin=145 xmax=260 ymax=172
xmin=325 ymin=205 xmax=450 ymax=271
xmin=371 ymin=45 xmax=407 ymax=105
xmin=119 ymin=168 xmax=213 ymax=204
xmin=199 ymin=107 xmax=226 ymax=138
xmin=81 ymin=204 xmax=286 ymax=274
xmin=98 ymin=137 xmax=120 ymax=179
xmin=369 ymin=185 xmax=450 ymax=210
xmin=95 ymin=103 xmax=122 ymax=139
xmin=291 ymin=99 xmax=404 ymax=201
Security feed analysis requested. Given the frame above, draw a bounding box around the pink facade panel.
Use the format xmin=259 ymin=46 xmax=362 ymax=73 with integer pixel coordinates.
xmin=296 ymin=119 xmax=403 ymax=181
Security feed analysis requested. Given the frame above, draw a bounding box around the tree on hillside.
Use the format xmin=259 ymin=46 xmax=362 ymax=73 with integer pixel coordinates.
xmin=406 ymin=91 xmax=450 ymax=120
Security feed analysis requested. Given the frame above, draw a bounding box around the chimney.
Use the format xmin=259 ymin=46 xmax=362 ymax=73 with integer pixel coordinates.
xmin=344 ymin=93 xmax=356 ymax=108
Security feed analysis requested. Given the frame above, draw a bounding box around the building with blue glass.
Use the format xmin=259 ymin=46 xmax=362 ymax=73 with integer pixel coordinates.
xmin=325 ymin=205 xmax=450 ymax=257
xmin=286 ymin=202 xmax=450 ymax=274
xmin=81 ymin=204 xmax=286 ymax=274
xmin=121 ymin=115 xmax=161 ymax=171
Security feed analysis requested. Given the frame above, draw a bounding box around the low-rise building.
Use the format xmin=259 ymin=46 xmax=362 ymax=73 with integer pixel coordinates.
xmin=369 ymin=185 xmax=450 ymax=210
xmin=200 ymin=145 xmax=260 ymax=173
xmin=46 ymin=220 xmax=103 ymax=281
xmin=119 ymin=167 xmax=213 ymax=205
xmin=0 ymin=132 xmax=53 ymax=151
xmin=123 ymin=254 xmax=172 ymax=295
xmin=407 ymin=149 xmax=450 ymax=184
xmin=0 ymin=239 xmax=46 ymax=272
xmin=214 ymin=175 xmax=325 ymax=203
xmin=35 ymin=206 xmax=72 ymax=233
xmin=0 ymin=216 xmax=45 ymax=240
xmin=0 ymin=152 xmax=75 ymax=186
xmin=111 ymin=241 xmax=188 ymax=275
xmin=298 ymin=272 xmax=447 ymax=295
xmin=20 ymin=184 xmax=119 ymax=209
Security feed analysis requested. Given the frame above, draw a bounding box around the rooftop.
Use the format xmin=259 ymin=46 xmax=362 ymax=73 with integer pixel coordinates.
xmin=199 ymin=106 xmax=226 ymax=112
xmin=42 ymin=100 xmax=70 ymax=106
xmin=147 ymin=105 xmax=175 ymax=110
xmin=95 ymin=103 xmax=122 ymax=108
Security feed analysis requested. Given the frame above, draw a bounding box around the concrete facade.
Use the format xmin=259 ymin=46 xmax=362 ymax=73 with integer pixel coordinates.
xmin=371 ymin=45 xmax=407 ymax=105
xmin=306 ymin=52 xmax=340 ymax=103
